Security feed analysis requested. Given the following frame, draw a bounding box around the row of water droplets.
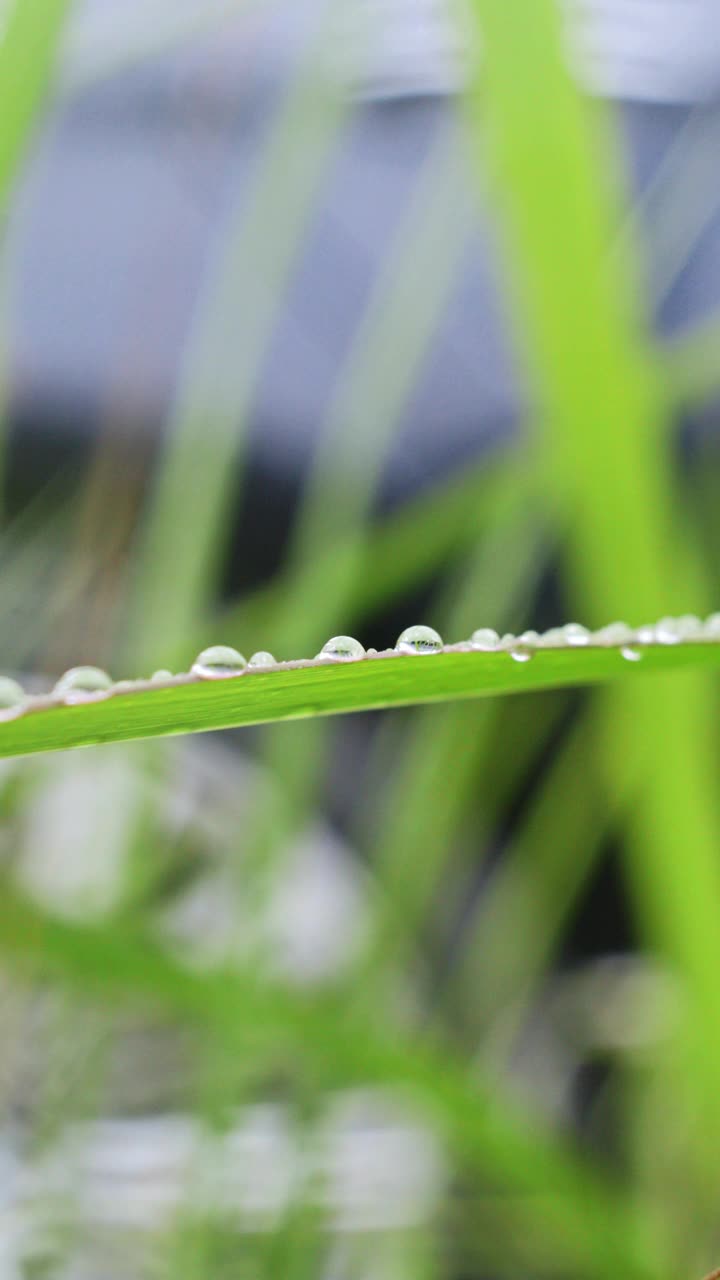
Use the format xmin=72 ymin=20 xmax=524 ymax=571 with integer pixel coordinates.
xmin=0 ymin=614 xmax=718 ymax=716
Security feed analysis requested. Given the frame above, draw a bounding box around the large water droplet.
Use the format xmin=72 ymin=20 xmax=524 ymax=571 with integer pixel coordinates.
xmin=317 ymin=636 xmax=365 ymax=662
xmin=0 ymin=676 xmax=25 ymax=710
xmin=191 ymin=646 xmax=247 ymax=679
xmin=470 ymin=628 xmax=500 ymax=650
xmin=562 ymin=623 xmax=590 ymax=646
xmin=620 ymin=645 xmax=642 ymax=663
xmin=249 ymin=650 xmax=277 ymax=668
xmin=395 ymin=625 xmax=443 ymax=655
xmin=54 ymin=666 xmax=113 ymax=701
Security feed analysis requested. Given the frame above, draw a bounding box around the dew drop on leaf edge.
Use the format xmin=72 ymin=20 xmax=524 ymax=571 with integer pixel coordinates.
xmin=249 ymin=651 xmax=277 ymax=668
xmin=509 ymin=644 xmax=534 ymax=663
xmin=562 ymin=623 xmax=590 ymax=646
xmin=0 ymin=676 xmax=25 ymax=710
xmin=395 ymin=625 xmax=443 ymax=655
xmin=191 ymin=646 xmax=247 ymax=678
xmin=470 ymin=628 xmax=500 ymax=650
xmin=317 ymin=636 xmax=366 ymax=661
xmin=53 ymin=666 xmax=113 ymax=699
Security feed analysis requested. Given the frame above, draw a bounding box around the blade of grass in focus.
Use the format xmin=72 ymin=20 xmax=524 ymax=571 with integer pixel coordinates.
xmin=464 ymin=0 xmax=720 ymax=1175
xmin=1 ymin=636 xmax=720 ymax=759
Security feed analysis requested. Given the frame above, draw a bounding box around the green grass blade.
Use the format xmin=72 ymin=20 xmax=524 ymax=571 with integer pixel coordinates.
xmin=0 ymin=634 xmax=719 ymax=759
xmin=465 ymin=0 xmax=720 ymax=1166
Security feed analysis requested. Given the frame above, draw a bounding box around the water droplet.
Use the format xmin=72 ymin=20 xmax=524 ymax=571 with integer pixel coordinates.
xmin=620 ymin=646 xmax=642 ymax=662
xmin=675 ymin=613 xmax=703 ymax=640
xmin=509 ymin=643 xmax=534 ymax=663
xmin=654 ymin=617 xmax=680 ymax=644
xmin=191 ymin=645 xmax=247 ymax=679
xmin=703 ymin=612 xmax=720 ymax=639
xmin=151 ymin=669 xmax=174 ymax=681
xmin=248 ymin=651 xmax=277 ymax=668
xmin=0 ymin=676 xmax=25 ymax=710
xmin=539 ymin=627 xmax=566 ymax=647
xmin=53 ymin=666 xmax=113 ymax=701
xmin=395 ymin=625 xmax=443 ymax=655
xmin=470 ymin=628 xmax=500 ymax=650
xmin=316 ymin=636 xmax=365 ymax=662
xmin=562 ymin=623 xmax=590 ymax=646
xmin=593 ymin=622 xmax=634 ymax=646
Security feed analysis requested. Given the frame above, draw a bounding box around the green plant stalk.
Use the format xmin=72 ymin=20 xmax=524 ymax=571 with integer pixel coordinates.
xmin=464 ymin=0 xmax=720 ymax=1164
xmin=0 ymin=0 xmax=71 ymax=211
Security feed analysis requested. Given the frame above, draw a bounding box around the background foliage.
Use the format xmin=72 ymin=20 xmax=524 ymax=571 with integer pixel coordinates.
xmin=0 ymin=2 xmax=719 ymax=1277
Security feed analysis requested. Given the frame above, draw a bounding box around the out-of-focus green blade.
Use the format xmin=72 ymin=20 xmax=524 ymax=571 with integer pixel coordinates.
xmin=0 ymin=0 xmax=71 ymax=210
xmin=465 ymin=0 xmax=720 ymax=1169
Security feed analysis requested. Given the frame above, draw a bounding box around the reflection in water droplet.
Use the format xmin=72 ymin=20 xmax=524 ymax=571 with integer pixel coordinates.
xmin=249 ymin=651 xmax=277 ymax=668
xmin=53 ymin=666 xmax=113 ymax=701
xmin=192 ymin=646 xmax=247 ymax=678
xmin=395 ymin=625 xmax=443 ymax=655
xmin=594 ymin=622 xmax=634 ymax=646
xmin=151 ymin=669 xmax=174 ymax=681
xmin=317 ymin=636 xmax=365 ymax=661
xmin=0 ymin=676 xmax=25 ymax=710
xmin=470 ymin=628 xmax=500 ymax=650
xmin=620 ymin=646 xmax=642 ymax=662
xmin=562 ymin=623 xmax=590 ymax=646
